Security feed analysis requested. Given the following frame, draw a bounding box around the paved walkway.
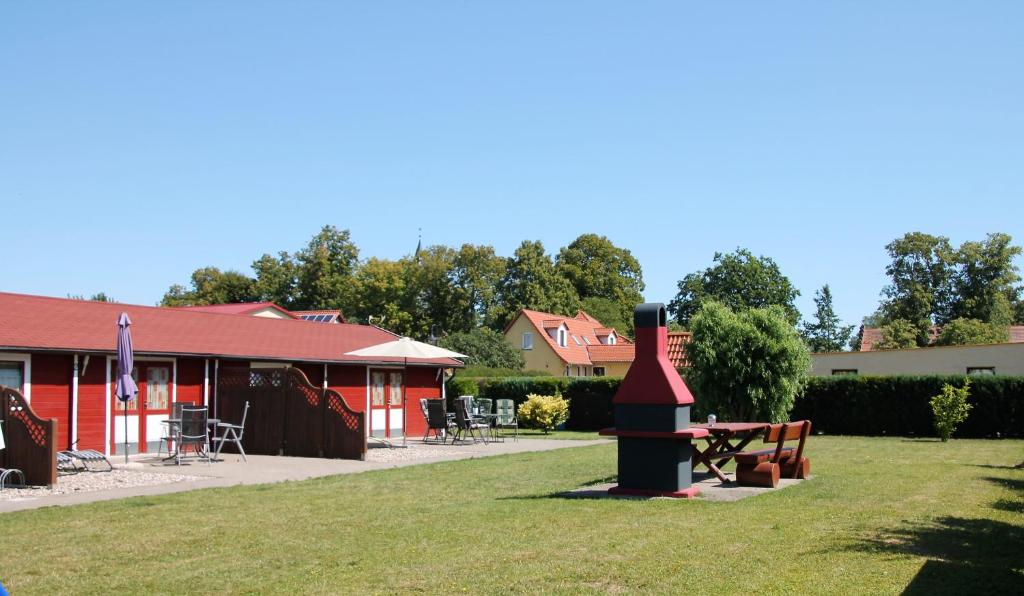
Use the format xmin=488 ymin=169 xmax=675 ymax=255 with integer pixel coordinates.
xmin=0 ymin=438 xmax=609 ymax=514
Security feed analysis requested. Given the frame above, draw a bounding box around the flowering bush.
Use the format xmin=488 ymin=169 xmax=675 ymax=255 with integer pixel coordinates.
xmin=517 ymin=393 xmax=569 ymax=433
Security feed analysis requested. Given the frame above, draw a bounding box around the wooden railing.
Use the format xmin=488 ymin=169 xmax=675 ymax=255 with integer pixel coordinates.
xmin=216 ymin=367 xmax=366 ymax=460
xmin=1 ymin=385 xmax=58 ymax=486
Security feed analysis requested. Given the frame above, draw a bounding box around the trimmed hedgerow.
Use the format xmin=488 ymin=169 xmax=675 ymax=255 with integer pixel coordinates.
xmin=792 ymin=375 xmax=1024 ymax=438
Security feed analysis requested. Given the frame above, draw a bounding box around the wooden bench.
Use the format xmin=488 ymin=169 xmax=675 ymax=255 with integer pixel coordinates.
xmin=734 ymin=420 xmax=811 ymax=488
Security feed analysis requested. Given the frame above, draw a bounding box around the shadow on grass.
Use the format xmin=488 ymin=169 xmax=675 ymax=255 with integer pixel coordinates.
xmin=850 ymin=516 xmax=1024 ymax=594
xmin=494 ymin=475 xmax=619 ymax=501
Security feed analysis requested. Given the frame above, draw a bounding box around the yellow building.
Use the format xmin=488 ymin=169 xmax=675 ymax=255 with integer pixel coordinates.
xmin=503 ymin=309 xmax=635 ymax=376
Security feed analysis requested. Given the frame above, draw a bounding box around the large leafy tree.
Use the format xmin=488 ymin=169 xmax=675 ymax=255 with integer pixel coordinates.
xmin=492 ymin=240 xmax=581 ymax=329
xmin=439 ymin=327 xmax=524 ymax=370
xmin=879 ymin=232 xmax=953 ymax=345
xmin=668 ymin=248 xmax=801 ymax=327
xmin=349 ymin=257 xmax=417 ymax=336
xmin=555 ymin=234 xmax=644 ymax=332
xmin=449 ymin=244 xmax=506 ymax=332
xmin=252 ymin=251 xmax=299 ymax=309
xmin=160 ymin=267 xmax=257 ymax=306
xmin=686 ymin=302 xmax=810 ymax=422
xmin=579 ymin=296 xmax=632 ymax=335
xmin=295 ymin=226 xmax=360 ymax=310
xmin=944 ymin=233 xmax=1022 ymax=326
xmin=934 ymin=318 xmax=1010 ymax=346
xmin=801 ymin=284 xmax=854 ymax=352
xmin=875 ymin=319 xmax=919 ymax=350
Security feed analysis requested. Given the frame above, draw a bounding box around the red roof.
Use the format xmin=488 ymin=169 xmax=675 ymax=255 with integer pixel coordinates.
xmin=587 ymin=344 xmax=636 ymax=362
xmin=514 ymin=309 xmax=633 ymax=366
xmin=860 ymin=324 xmax=1024 ymax=351
xmin=0 ymin=292 xmax=460 ymax=367
xmin=177 ymin=302 xmax=297 ymax=319
xmin=667 ymin=331 xmax=692 ymax=368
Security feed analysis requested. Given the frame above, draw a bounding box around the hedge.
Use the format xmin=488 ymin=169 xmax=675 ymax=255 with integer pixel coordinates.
xmin=445 ymin=373 xmax=1024 ymax=437
xmin=793 ymin=375 xmax=1024 ymax=439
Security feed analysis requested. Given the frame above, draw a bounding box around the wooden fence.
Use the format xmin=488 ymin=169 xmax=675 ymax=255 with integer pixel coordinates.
xmin=1 ymin=385 xmax=57 ymax=486
xmin=216 ymin=367 xmax=366 ymax=460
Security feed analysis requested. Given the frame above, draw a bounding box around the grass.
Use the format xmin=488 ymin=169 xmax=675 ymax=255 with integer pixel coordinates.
xmin=513 ymin=429 xmax=607 ymax=440
xmin=1 ymin=437 xmax=1022 ymax=594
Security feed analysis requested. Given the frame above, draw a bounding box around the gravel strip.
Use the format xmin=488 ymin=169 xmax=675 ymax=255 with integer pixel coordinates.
xmin=0 ymin=469 xmax=203 ymax=501
xmin=365 ymin=445 xmax=474 ymax=463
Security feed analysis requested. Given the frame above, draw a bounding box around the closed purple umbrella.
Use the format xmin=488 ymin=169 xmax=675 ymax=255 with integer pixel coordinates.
xmin=116 ymin=313 xmax=138 ymax=463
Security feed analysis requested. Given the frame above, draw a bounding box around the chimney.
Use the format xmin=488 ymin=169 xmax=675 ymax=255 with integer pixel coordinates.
xmin=599 ymin=303 xmax=707 ymax=498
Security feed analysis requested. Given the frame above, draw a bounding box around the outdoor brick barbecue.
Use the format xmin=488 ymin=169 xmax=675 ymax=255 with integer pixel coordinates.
xmin=599 ymin=303 xmax=708 ymax=498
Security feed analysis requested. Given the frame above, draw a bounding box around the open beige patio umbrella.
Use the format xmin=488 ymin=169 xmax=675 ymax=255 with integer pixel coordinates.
xmin=345 ymin=337 xmax=467 ymax=446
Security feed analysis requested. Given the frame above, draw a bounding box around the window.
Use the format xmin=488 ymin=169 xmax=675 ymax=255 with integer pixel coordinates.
xmin=565 ymin=365 xmax=571 ymax=376
xmin=594 ymin=367 xmax=606 ymax=377
xmin=522 ymin=332 xmax=533 ymax=350
xmin=831 ymin=369 xmax=858 ymax=376
xmin=572 ymin=335 xmax=582 ymax=346
xmin=607 ymin=333 xmax=616 ymax=345
xmin=582 ymin=336 xmax=591 ymax=345
xmin=557 ymin=328 xmax=567 ymax=347
xmin=0 ymin=361 xmax=24 ymax=391
xmin=967 ymin=367 xmax=995 ymax=376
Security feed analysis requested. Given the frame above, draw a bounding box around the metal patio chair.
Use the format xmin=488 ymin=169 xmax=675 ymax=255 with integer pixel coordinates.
xmin=158 ymin=402 xmax=188 ymax=458
xmin=494 ymin=399 xmax=518 ymax=442
xmin=177 ymin=406 xmax=211 ymax=465
xmin=423 ymin=399 xmax=454 ymax=443
xmin=452 ymin=396 xmax=489 ymax=444
xmin=213 ymin=401 xmax=250 ymax=462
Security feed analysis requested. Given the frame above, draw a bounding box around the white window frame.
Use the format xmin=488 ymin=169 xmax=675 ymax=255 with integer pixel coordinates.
xmin=582 ymin=336 xmax=591 ymax=345
xmin=0 ymin=353 xmax=31 ymax=402
xmin=607 ymin=332 xmax=617 ymax=345
xmin=522 ymin=332 xmax=534 ymax=350
xmin=557 ymin=327 xmax=567 ymax=348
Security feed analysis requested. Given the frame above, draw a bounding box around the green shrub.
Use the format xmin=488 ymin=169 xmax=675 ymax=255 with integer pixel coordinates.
xmin=931 ymin=379 xmax=973 ymax=441
xmin=517 ymin=393 xmax=569 ymax=433
xmin=563 ymin=377 xmax=622 ymax=430
xmin=446 ymin=376 xmax=480 ymax=399
xmin=458 ymin=367 xmax=551 ymax=378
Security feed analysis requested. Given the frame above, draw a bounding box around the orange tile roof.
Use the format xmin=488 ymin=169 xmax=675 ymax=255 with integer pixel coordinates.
xmin=515 ymin=309 xmax=633 ymax=366
xmin=860 ymin=325 xmax=1024 ymax=351
xmin=587 ymin=344 xmax=635 ymax=362
xmin=667 ymin=331 xmax=692 ymax=368
xmin=0 ymin=292 xmax=460 ymax=367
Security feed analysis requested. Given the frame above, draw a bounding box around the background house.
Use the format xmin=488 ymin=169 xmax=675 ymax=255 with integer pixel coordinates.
xmin=811 ymin=342 xmax=1024 ymax=376
xmin=858 ymin=325 xmax=1024 ymax=351
xmin=503 ymin=309 xmax=635 ymax=376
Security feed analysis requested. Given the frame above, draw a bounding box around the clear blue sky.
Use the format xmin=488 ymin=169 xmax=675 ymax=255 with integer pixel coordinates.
xmin=2 ymin=2 xmax=1022 ymax=329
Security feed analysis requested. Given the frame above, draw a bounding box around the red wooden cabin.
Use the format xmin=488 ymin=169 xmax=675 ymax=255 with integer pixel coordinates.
xmin=0 ymin=292 xmax=460 ymax=456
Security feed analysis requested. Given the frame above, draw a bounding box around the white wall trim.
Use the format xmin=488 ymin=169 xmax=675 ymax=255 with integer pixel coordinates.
xmin=71 ymin=354 xmax=79 ymax=448
xmin=0 ymin=353 xmax=32 ymax=402
xmin=365 ymin=367 xmax=370 ymax=438
xmin=104 ymin=355 xmax=111 ymax=456
xmin=203 ymin=359 xmax=209 ymax=407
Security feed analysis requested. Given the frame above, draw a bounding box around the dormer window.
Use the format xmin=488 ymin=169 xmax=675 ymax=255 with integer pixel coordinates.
xmin=607 ymin=332 xmax=616 ymax=345
xmin=557 ymin=327 xmax=567 ymax=347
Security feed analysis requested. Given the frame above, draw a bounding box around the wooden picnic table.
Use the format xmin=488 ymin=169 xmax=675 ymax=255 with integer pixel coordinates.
xmin=690 ymin=422 xmax=770 ymax=483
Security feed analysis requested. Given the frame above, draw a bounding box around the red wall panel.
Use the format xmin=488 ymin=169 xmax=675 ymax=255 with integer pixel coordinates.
xmin=176 ymin=358 xmax=205 ymax=406
xmin=77 ymin=355 xmax=107 ymax=451
xmin=29 ymin=354 xmax=73 ymax=449
xmin=404 ymin=367 xmax=443 ymax=438
xmin=326 ymin=364 xmax=366 ymax=413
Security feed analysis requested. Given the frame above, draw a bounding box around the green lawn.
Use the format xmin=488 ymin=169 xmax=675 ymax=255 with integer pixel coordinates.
xmin=1 ymin=437 xmax=1022 ymax=594
xmin=512 ymin=429 xmax=607 ymax=440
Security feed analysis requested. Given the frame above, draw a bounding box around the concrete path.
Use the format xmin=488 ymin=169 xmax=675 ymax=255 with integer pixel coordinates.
xmin=0 ymin=438 xmax=609 ymax=514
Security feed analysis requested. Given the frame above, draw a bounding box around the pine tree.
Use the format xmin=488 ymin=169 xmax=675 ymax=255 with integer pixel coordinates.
xmin=801 ymin=284 xmax=854 ymax=352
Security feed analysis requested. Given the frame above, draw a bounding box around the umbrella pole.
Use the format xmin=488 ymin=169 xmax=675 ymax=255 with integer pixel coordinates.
xmin=123 ymin=400 xmax=129 ymax=464
xmin=402 ymin=357 xmax=407 ymax=447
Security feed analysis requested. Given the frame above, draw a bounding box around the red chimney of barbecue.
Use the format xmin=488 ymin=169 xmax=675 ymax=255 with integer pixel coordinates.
xmin=613 ymin=303 xmax=694 ymax=406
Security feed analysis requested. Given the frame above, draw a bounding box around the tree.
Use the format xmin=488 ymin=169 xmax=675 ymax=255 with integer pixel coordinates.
xmin=686 ymin=302 xmax=810 ymax=422
xmin=160 ymin=267 xmax=257 ymax=306
xmin=801 ymin=284 xmax=854 ymax=352
xmin=295 ymin=226 xmax=360 ymax=310
xmin=556 ymin=234 xmax=644 ymax=333
xmin=668 ymin=248 xmax=801 ymax=327
xmin=874 ymin=319 xmax=919 ymax=350
xmin=252 ymin=252 xmax=299 ymax=308
xmin=439 ymin=328 xmax=524 ymax=370
xmin=349 ymin=257 xmax=417 ymax=335
xmin=934 ymin=318 xmax=1010 ymax=346
xmin=879 ymin=232 xmax=953 ymax=346
xmin=492 ymin=241 xmax=581 ymax=329
xmin=449 ymin=244 xmax=506 ymax=332
xmin=579 ymin=296 xmax=632 ymax=336
xmin=944 ymin=233 xmax=1022 ymax=325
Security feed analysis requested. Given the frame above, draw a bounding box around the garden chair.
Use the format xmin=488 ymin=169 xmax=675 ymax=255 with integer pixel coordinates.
xmin=59 ymin=439 xmax=114 ymax=473
xmin=213 ymin=401 xmax=250 ymax=462
xmin=177 ymin=406 xmax=211 ymax=465
xmin=423 ymin=399 xmax=454 ymax=443
xmin=494 ymin=399 xmax=518 ymax=442
xmin=734 ymin=420 xmax=811 ymax=488
xmin=452 ymin=396 xmax=489 ymax=444
xmin=158 ymin=402 xmax=188 ymax=458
